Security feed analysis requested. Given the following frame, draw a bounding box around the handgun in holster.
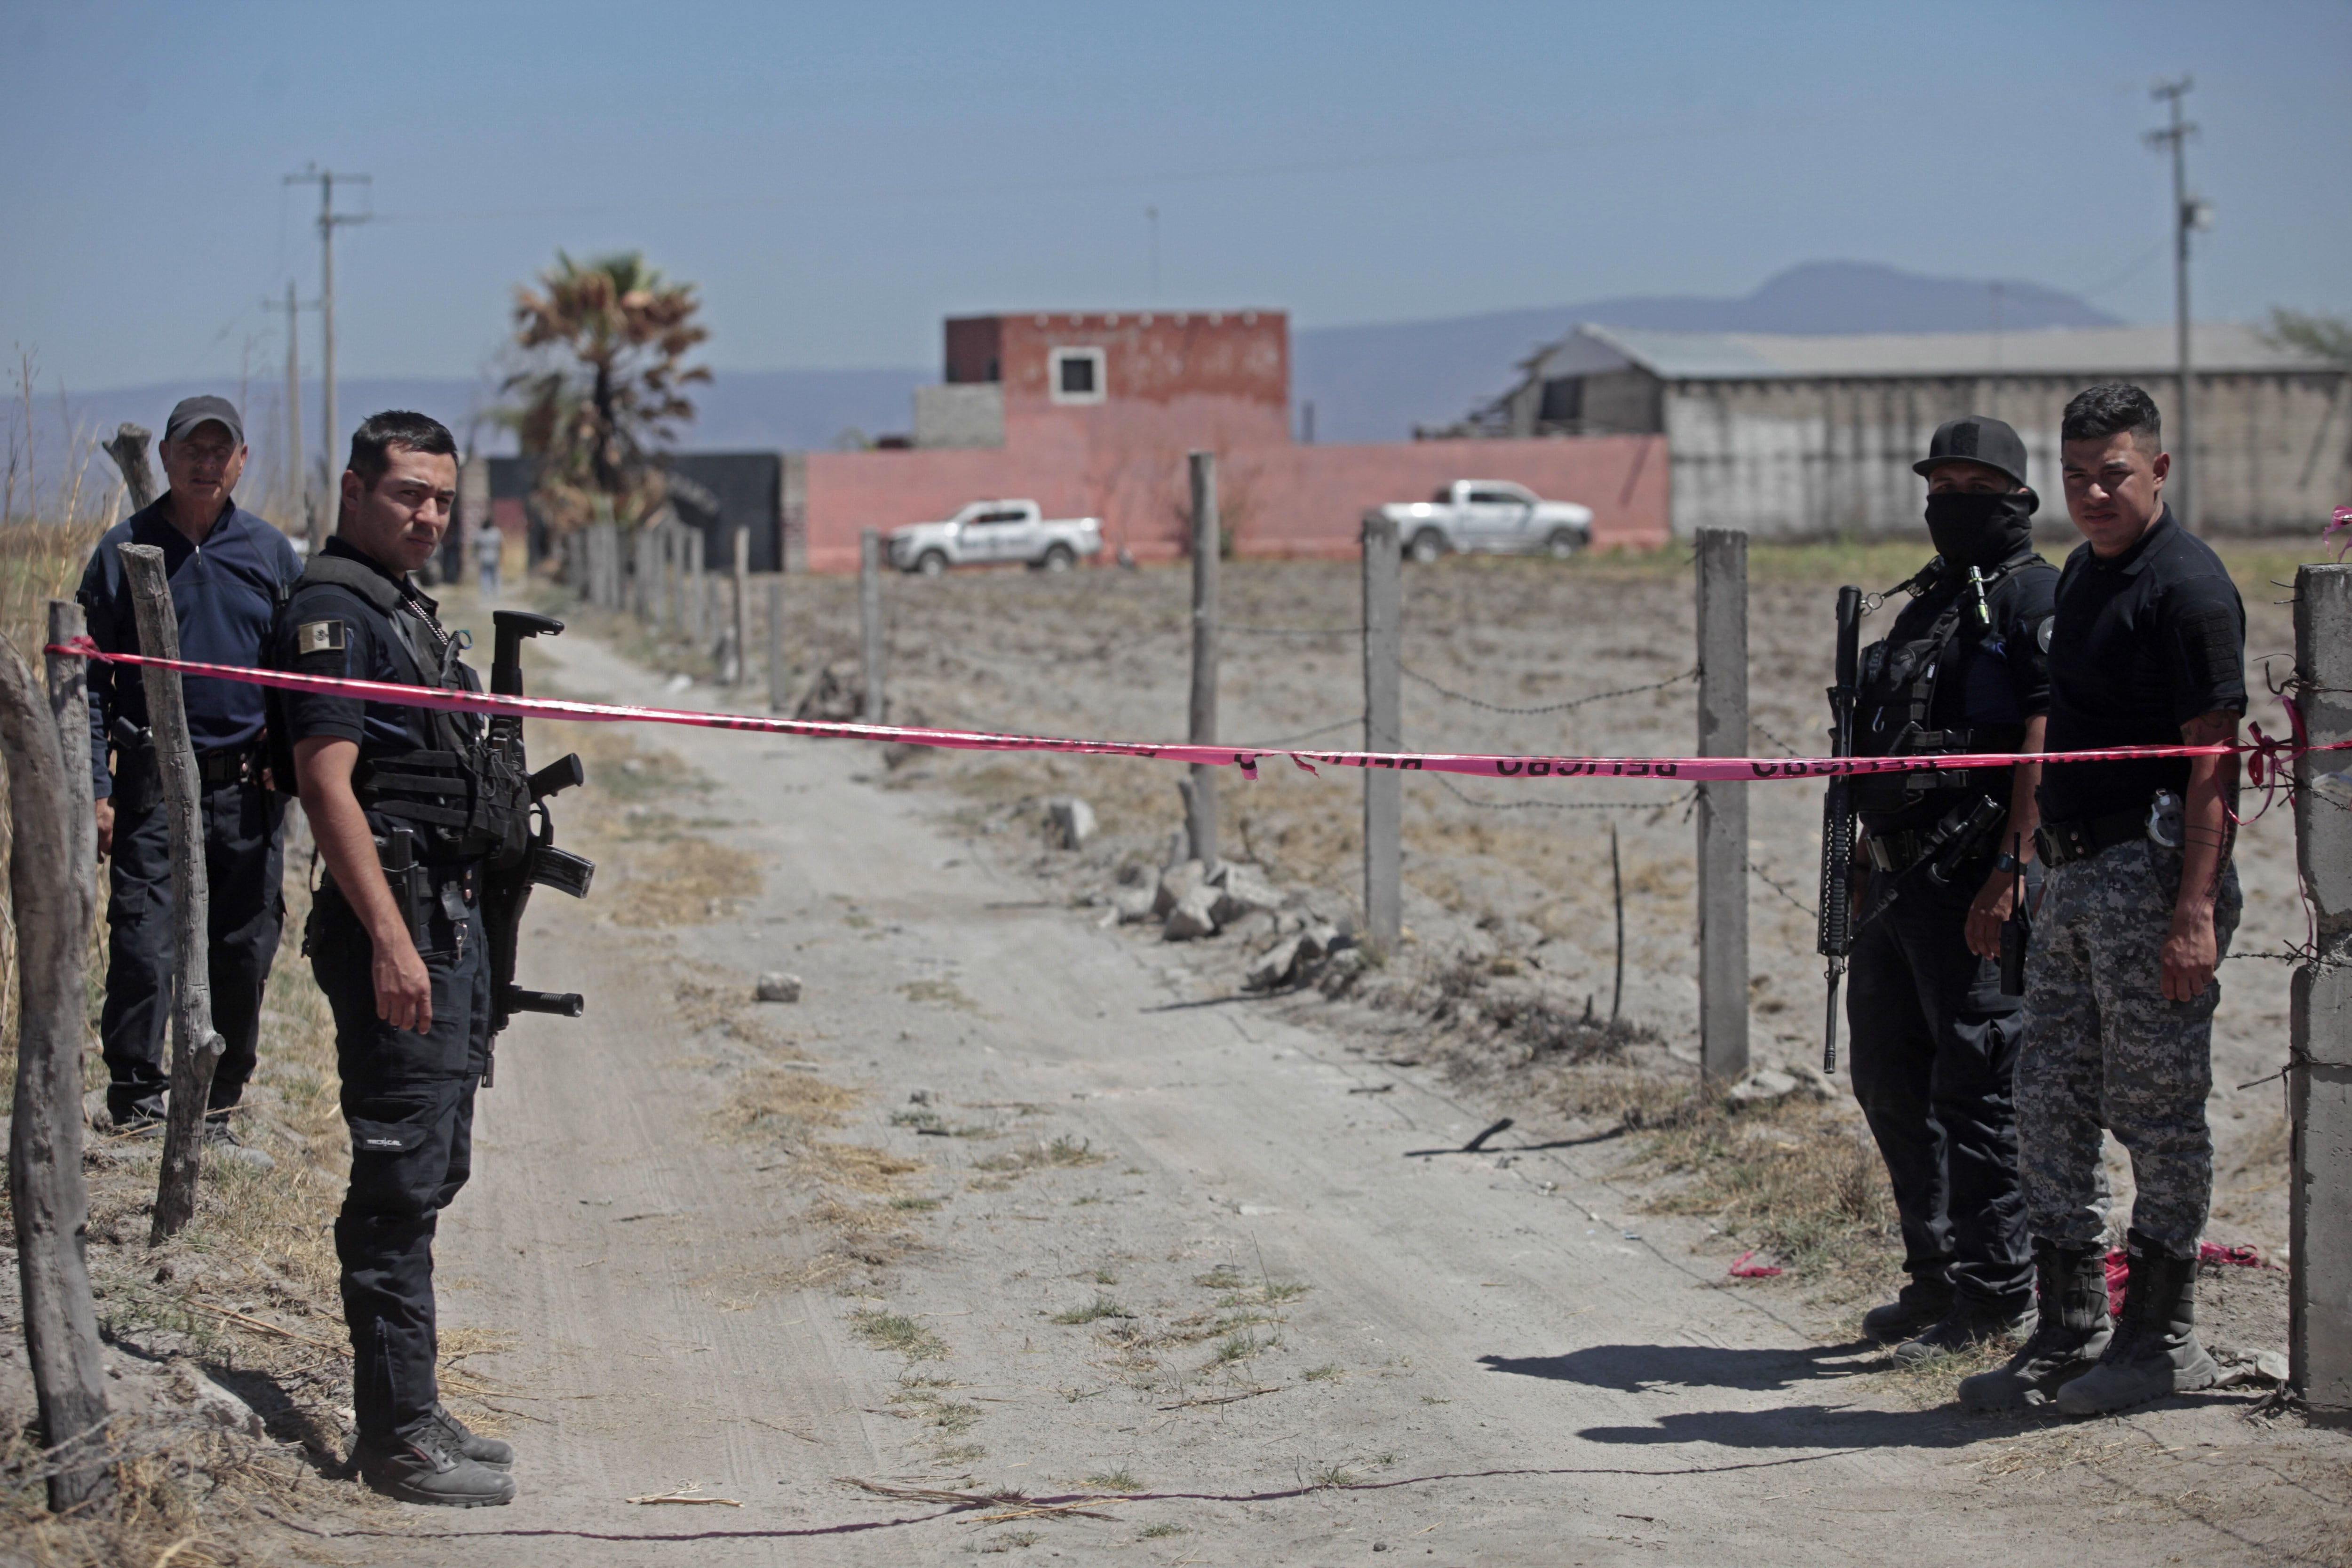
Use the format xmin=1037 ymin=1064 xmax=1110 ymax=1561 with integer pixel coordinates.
xmin=375 ymin=826 xmax=431 ymax=955
xmin=1923 ymin=794 xmax=2007 ymax=887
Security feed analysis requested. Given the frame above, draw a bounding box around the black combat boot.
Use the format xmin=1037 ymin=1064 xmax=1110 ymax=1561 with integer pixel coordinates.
xmin=354 ymin=1417 xmax=518 ymax=1506
xmin=2056 ymin=1232 xmax=2218 ymax=1417
xmin=1861 ymin=1275 xmax=1953 ymax=1345
xmin=428 ymin=1402 xmax=514 ymax=1469
xmin=1891 ymin=1292 xmax=2034 ymax=1366
xmin=1956 ymin=1238 xmax=2111 ymax=1409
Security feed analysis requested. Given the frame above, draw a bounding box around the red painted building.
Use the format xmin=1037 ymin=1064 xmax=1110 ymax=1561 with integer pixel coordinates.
xmin=788 ymin=310 xmax=1669 ymax=571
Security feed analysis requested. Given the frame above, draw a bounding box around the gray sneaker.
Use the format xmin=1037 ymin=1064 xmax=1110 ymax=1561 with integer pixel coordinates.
xmin=201 ymin=1117 xmax=276 ymax=1173
xmin=355 ymin=1422 xmax=518 ymax=1507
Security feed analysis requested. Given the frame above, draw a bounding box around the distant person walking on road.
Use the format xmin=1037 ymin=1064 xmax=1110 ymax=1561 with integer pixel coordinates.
xmin=77 ymin=395 xmax=299 ymax=1168
xmin=1960 ymin=383 xmax=2246 ymax=1417
xmin=474 ymin=520 xmax=503 ymax=599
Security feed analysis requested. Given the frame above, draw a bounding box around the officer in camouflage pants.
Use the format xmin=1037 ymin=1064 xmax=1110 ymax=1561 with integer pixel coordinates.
xmin=2019 ymin=836 xmax=2240 ymax=1255
xmin=1960 ymin=383 xmax=2248 ymax=1417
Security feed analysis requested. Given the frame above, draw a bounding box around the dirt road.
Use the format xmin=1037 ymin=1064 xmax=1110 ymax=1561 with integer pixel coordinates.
xmin=325 ymin=615 xmax=2343 ymax=1567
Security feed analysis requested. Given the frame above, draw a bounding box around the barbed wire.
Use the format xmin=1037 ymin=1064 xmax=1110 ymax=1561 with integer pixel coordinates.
xmin=1236 ymin=713 xmax=1366 ymax=747
xmin=1748 ymin=859 xmax=1820 ymax=921
xmin=1432 ymin=776 xmax=1699 ymax=815
xmin=1224 ymin=623 xmax=1363 ymax=637
xmin=1749 ymin=717 xmax=1812 ymax=758
xmin=1401 ymin=664 xmax=1698 ymax=718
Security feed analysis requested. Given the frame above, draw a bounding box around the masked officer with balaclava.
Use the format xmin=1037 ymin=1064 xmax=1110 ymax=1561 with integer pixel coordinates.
xmin=1844 ymin=415 xmax=2057 ymax=1364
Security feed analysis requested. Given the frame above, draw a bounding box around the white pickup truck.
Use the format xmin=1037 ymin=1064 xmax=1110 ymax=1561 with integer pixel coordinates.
xmin=1373 ymin=480 xmax=1595 ymax=564
xmin=887 ymin=500 xmax=1104 ymax=575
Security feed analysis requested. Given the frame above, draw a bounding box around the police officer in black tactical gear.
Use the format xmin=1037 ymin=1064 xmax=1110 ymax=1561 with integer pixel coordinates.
xmin=1843 ymin=415 xmax=2058 ymax=1364
xmin=78 ymin=395 xmax=300 ymax=1164
xmin=270 ymin=411 xmax=522 ymax=1507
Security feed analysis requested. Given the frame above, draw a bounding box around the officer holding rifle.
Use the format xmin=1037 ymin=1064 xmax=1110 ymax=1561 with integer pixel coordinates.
xmin=270 ymin=410 xmax=590 ymax=1505
xmin=1829 ymin=416 xmax=2056 ymax=1364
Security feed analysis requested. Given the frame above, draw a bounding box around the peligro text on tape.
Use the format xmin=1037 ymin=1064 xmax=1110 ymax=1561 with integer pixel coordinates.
xmin=46 ymin=641 xmax=2337 ymax=786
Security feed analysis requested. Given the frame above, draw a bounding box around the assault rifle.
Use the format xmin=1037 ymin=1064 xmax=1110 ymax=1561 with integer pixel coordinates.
xmin=481 ymin=610 xmax=596 ymax=1075
xmin=1816 ymin=585 xmax=1863 ymax=1073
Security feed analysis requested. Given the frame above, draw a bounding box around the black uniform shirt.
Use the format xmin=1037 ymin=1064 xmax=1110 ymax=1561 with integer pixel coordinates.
xmin=2039 ymin=507 xmax=2245 ymax=824
xmin=271 ymin=538 xmax=483 ymax=838
xmin=1861 ymin=554 xmax=2057 ymax=833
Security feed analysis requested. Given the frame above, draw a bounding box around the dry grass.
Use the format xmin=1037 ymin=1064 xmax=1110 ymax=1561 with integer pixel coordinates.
xmin=1622 ymin=1088 xmax=1901 ymax=1294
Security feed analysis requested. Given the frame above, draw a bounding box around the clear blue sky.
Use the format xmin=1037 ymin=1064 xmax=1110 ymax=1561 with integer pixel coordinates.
xmin=4 ymin=0 xmax=2347 ymax=392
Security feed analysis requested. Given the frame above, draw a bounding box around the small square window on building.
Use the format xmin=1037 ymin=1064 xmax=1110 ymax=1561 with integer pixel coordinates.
xmin=1049 ymin=347 xmax=1106 ymax=405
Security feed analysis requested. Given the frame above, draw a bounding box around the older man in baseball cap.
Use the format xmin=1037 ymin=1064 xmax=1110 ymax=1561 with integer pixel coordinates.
xmin=77 ymin=396 xmax=302 ymax=1163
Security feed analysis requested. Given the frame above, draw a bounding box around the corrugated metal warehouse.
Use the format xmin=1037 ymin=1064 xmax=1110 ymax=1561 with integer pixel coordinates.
xmin=1468 ymin=323 xmax=2348 ymax=538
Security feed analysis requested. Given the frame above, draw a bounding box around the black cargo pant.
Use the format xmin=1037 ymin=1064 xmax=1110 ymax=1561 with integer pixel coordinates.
xmin=100 ymin=772 xmax=286 ymax=1124
xmin=1845 ymin=859 xmax=2039 ymax=1309
xmin=309 ymin=867 xmax=489 ymax=1441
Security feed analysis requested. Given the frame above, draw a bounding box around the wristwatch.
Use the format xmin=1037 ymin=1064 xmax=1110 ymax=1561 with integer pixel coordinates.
xmin=1994 ymin=852 xmax=2023 ymax=874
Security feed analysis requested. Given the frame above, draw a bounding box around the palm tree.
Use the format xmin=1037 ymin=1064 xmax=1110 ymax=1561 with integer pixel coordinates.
xmin=505 ymin=251 xmax=710 ymax=532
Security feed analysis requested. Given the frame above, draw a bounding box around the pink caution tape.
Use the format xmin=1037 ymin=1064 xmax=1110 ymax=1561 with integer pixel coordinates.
xmin=45 ymin=640 xmax=2346 ymax=785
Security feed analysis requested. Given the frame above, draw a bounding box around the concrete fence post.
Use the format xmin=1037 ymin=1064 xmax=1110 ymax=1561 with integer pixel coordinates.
xmin=728 ymin=525 xmax=750 ymax=686
xmin=1361 ymin=510 xmax=1402 ymax=952
xmin=119 ymin=547 xmax=223 ymax=1242
xmin=4 ymin=612 xmax=111 ymax=1514
xmin=859 ymin=528 xmax=885 ymax=722
xmin=1186 ymin=452 xmax=1220 ymax=871
xmin=1695 ymin=527 xmax=1750 ymax=1084
xmin=2291 ymin=561 xmax=2351 ymax=1412
xmin=767 ymin=577 xmax=788 ymax=713
xmin=686 ymin=527 xmax=707 ymax=650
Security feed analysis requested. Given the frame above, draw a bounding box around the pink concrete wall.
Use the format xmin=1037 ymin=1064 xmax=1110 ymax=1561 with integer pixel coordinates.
xmin=1221 ymin=436 xmax=1669 ymax=561
xmin=801 ymin=433 xmax=1669 ymax=573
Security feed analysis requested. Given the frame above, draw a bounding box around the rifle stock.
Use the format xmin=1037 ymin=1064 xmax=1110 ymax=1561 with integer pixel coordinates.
xmin=1816 ymin=585 xmax=1863 ymax=1072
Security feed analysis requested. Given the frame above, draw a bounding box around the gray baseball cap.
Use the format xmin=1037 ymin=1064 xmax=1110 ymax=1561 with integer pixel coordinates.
xmin=163 ymin=395 xmax=244 ymax=448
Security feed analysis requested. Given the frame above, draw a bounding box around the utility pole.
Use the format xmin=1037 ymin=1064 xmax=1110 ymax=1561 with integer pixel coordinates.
xmin=2147 ymin=78 xmax=2208 ymax=533
xmin=285 ymin=165 xmax=371 ymax=553
xmin=269 ymin=282 xmax=304 ymax=529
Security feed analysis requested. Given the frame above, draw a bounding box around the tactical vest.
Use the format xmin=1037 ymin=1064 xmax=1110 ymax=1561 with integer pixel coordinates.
xmin=1850 ymin=559 xmax=2030 ymax=820
xmin=268 ymin=553 xmax=532 ymax=868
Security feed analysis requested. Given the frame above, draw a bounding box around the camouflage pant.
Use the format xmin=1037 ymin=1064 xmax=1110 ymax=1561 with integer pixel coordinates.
xmin=2019 ymin=836 xmax=2240 ymax=1258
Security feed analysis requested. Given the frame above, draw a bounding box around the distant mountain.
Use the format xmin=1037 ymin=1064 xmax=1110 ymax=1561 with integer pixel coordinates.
xmin=24 ymin=263 xmax=2121 ymax=506
xmin=1290 ymin=262 xmax=2122 ymax=443
xmin=16 ymin=368 xmax=929 ymax=499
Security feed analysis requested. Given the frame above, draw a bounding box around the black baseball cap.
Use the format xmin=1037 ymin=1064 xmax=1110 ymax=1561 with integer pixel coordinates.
xmin=163 ymin=395 xmax=244 ymax=448
xmin=1915 ymin=415 xmax=2027 ymax=489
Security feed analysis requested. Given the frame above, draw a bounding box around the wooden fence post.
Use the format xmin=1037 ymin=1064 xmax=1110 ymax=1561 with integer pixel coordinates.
xmin=767 ymin=577 xmax=788 ymax=713
xmin=101 ymin=424 xmax=155 ymax=513
xmin=1360 ymin=510 xmax=1401 ymax=951
xmin=1695 ymin=527 xmax=1749 ymax=1084
xmin=859 ymin=529 xmax=885 ymax=722
xmin=686 ymin=526 xmax=707 ymax=650
xmin=117 ymin=546 xmax=221 ymax=1242
xmin=3 ymin=615 xmax=112 ymax=1513
xmin=2292 ymin=561 xmax=2352 ymax=1412
xmin=665 ymin=522 xmax=684 ymax=637
xmin=1186 ymin=453 xmax=1220 ymax=870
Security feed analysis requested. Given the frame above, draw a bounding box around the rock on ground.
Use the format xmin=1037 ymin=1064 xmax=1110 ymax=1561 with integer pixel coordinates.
xmin=1044 ymin=796 xmax=1096 ymax=850
xmin=1163 ymin=881 xmax=1220 ymax=940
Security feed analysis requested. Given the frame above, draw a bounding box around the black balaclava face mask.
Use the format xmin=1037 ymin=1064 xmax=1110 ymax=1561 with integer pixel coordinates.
xmin=1923 ymin=489 xmax=2037 ymax=569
